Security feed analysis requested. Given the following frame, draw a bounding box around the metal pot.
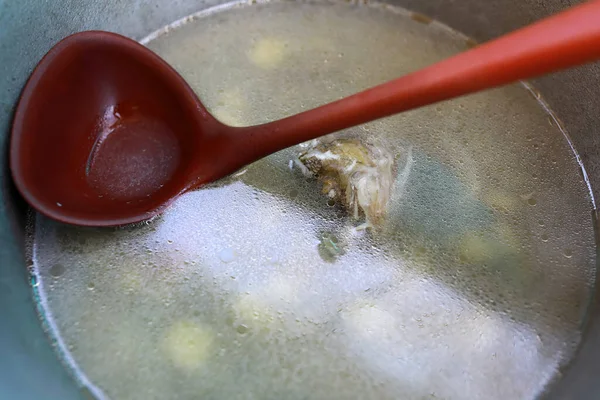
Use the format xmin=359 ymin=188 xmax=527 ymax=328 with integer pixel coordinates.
xmin=0 ymin=0 xmax=598 ymax=399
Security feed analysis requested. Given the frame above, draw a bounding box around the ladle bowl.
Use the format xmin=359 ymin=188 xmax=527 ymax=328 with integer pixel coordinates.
xmin=10 ymin=32 xmax=224 ymax=226
xmin=10 ymin=0 xmax=600 ymax=227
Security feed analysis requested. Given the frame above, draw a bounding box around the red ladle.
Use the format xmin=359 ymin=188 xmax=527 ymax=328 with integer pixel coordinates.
xmin=10 ymin=0 xmax=600 ymax=227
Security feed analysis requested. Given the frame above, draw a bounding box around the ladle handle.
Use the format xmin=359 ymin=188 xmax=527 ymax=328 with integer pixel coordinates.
xmin=234 ymin=0 xmax=600 ymax=164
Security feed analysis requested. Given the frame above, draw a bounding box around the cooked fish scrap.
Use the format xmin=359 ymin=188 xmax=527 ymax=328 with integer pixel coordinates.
xmin=297 ymin=138 xmax=395 ymax=226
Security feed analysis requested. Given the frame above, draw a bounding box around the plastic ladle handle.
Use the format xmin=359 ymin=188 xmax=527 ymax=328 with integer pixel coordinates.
xmin=248 ymin=0 xmax=600 ymax=157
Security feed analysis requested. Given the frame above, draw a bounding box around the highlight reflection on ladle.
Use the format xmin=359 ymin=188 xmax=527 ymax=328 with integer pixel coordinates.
xmin=86 ymin=104 xmax=181 ymax=201
xmin=9 ymin=0 xmax=600 ymax=226
xmin=85 ymin=105 xmax=121 ymax=177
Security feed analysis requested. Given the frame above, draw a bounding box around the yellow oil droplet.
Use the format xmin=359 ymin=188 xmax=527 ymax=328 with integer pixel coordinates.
xmin=210 ymin=89 xmax=247 ymax=126
xmin=162 ymin=321 xmax=214 ymax=370
xmin=459 ymin=233 xmax=493 ymax=264
xmin=248 ymin=37 xmax=288 ymax=69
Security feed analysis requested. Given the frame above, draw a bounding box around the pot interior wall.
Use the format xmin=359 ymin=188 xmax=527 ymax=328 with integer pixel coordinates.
xmin=0 ymin=0 xmax=597 ymax=399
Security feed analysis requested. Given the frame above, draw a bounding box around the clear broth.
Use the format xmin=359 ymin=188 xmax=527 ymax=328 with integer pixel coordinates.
xmin=31 ymin=1 xmax=596 ymax=399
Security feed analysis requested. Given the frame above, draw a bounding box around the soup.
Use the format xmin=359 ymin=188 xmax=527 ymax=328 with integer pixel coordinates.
xmin=30 ymin=1 xmax=596 ymax=399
